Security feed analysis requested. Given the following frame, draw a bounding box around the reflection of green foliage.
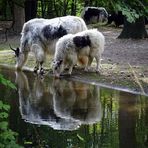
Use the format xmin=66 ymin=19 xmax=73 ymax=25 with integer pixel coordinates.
xmin=0 ymin=74 xmax=22 ymax=148
xmin=135 ymin=95 xmax=148 ymax=148
xmin=99 ymin=89 xmax=119 ymax=148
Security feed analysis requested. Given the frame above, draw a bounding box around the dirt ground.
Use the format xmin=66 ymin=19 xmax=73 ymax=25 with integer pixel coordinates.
xmin=0 ymin=25 xmax=148 ymax=94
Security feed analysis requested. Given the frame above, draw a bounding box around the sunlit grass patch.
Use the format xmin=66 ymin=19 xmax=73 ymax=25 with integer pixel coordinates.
xmin=0 ymin=50 xmax=15 ymax=65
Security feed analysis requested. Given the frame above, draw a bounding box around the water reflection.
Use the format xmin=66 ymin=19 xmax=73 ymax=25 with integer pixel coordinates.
xmin=15 ymin=71 xmax=102 ymax=131
xmin=1 ymin=66 xmax=148 ymax=147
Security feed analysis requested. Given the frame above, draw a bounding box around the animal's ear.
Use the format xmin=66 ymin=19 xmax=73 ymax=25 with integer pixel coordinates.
xmin=58 ymin=25 xmax=67 ymax=36
xmin=59 ymin=25 xmax=62 ymax=29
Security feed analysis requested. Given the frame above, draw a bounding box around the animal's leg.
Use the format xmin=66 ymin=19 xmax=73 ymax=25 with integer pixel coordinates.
xmin=95 ymin=53 xmax=101 ymax=73
xmin=34 ymin=61 xmax=39 ymax=73
xmin=31 ymin=44 xmax=45 ymax=74
xmin=39 ymin=61 xmax=45 ymax=75
xmin=68 ymin=65 xmax=73 ymax=75
xmin=84 ymin=56 xmax=93 ymax=71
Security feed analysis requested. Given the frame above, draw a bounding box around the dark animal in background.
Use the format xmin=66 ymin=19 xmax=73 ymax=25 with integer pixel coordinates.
xmin=81 ymin=7 xmax=108 ymax=24
xmin=107 ymin=11 xmax=124 ymax=27
xmin=145 ymin=17 xmax=148 ymax=25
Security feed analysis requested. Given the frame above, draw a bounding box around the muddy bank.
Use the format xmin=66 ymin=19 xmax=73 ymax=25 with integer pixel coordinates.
xmin=0 ymin=26 xmax=148 ymax=94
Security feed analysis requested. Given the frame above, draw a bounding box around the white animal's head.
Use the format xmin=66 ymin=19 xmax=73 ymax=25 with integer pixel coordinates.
xmin=52 ymin=59 xmax=64 ymax=78
xmin=10 ymin=45 xmax=26 ymax=70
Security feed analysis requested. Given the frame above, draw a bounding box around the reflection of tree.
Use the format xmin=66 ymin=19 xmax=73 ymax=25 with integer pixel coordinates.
xmin=119 ymin=92 xmax=137 ymax=148
xmin=74 ymin=89 xmax=120 ymax=148
xmin=135 ymin=95 xmax=148 ymax=148
xmin=98 ymin=89 xmax=119 ymax=147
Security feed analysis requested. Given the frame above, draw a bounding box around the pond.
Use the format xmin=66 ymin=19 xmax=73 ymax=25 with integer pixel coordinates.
xmin=0 ymin=66 xmax=148 ymax=148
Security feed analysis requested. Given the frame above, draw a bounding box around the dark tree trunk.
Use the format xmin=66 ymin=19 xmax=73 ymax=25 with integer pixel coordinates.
xmin=47 ymin=0 xmax=54 ymax=18
xmin=118 ymin=92 xmax=137 ymax=148
xmin=63 ymin=0 xmax=68 ymax=16
xmin=118 ymin=16 xmax=148 ymax=39
xmin=84 ymin=0 xmax=92 ymax=7
xmin=53 ymin=0 xmax=59 ymax=16
xmin=71 ymin=0 xmax=76 ymax=16
xmin=25 ymin=0 xmax=37 ymax=22
xmin=13 ymin=4 xmax=25 ymax=34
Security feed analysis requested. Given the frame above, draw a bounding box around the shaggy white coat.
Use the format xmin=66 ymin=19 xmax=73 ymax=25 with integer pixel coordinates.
xmin=15 ymin=16 xmax=88 ymax=71
xmin=53 ymin=29 xmax=105 ymax=77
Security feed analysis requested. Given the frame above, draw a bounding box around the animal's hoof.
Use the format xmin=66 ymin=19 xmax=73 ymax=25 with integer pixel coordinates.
xmin=95 ymin=69 xmax=101 ymax=74
xmin=34 ymin=67 xmax=39 ymax=73
xmin=34 ymin=70 xmax=38 ymax=74
xmin=84 ymin=68 xmax=89 ymax=72
xmin=54 ymin=74 xmax=60 ymax=79
xmin=39 ymin=69 xmax=45 ymax=75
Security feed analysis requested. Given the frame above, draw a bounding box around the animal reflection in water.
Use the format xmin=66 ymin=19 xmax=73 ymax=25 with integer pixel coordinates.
xmin=15 ymin=71 xmax=102 ymax=131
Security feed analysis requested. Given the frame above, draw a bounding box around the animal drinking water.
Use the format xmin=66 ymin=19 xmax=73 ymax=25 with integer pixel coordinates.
xmin=10 ymin=16 xmax=88 ymax=74
xmin=52 ymin=29 xmax=105 ymax=78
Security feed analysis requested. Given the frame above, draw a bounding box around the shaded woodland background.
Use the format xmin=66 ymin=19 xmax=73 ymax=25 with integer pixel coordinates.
xmin=0 ymin=0 xmax=147 ymax=38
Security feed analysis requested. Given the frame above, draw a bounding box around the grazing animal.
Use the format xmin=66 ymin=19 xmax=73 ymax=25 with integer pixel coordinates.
xmin=81 ymin=7 xmax=108 ymax=24
xmin=145 ymin=17 xmax=148 ymax=25
xmin=52 ymin=29 xmax=105 ymax=78
xmin=10 ymin=16 xmax=88 ymax=74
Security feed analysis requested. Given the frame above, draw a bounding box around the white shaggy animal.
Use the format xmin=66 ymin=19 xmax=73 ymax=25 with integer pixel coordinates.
xmin=10 ymin=16 xmax=88 ymax=74
xmin=52 ymin=29 xmax=105 ymax=77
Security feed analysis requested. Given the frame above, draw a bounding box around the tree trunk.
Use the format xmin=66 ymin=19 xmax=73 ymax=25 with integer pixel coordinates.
xmin=71 ymin=0 xmax=76 ymax=16
xmin=13 ymin=4 xmax=25 ymax=34
xmin=84 ymin=0 xmax=91 ymax=7
xmin=118 ymin=17 xmax=148 ymax=39
xmin=25 ymin=0 xmax=37 ymax=21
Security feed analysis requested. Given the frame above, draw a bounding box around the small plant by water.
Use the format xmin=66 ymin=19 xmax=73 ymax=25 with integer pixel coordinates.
xmin=0 ymin=74 xmax=23 ymax=148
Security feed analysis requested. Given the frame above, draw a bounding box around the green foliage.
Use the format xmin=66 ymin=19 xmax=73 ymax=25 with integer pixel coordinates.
xmin=0 ymin=0 xmax=147 ymax=23
xmin=0 ymin=74 xmax=22 ymax=147
xmin=77 ymin=134 xmax=85 ymax=141
xmin=0 ymin=101 xmax=22 ymax=148
xmin=115 ymin=2 xmax=139 ymax=23
xmin=0 ymin=74 xmax=16 ymax=90
xmin=113 ymin=0 xmax=147 ymax=23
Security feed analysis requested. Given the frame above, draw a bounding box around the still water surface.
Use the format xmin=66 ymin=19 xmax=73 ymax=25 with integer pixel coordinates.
xmin=0 ymin=66 xmax=148 ymax=148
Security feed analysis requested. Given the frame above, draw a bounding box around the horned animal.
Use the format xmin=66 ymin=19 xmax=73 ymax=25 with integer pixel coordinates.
xmin=10 ymin=16 xmax=88 ymax=74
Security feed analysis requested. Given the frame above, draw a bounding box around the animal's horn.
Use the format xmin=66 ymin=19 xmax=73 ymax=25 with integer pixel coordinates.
xmin=9 ymin=44 xmax=16 ymax=52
